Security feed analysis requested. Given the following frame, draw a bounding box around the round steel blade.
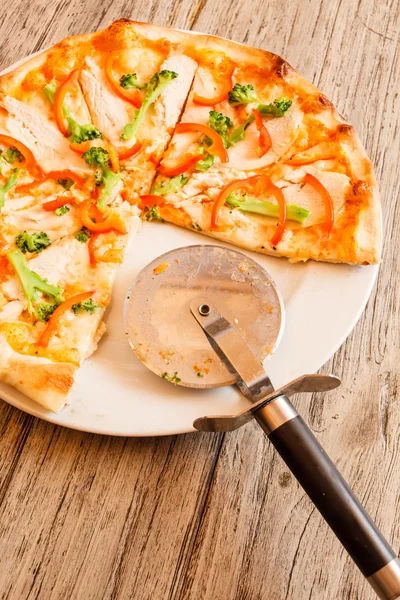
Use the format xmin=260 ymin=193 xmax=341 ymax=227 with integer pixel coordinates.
xmin=124 ymin=245 xmax=284 ymax=388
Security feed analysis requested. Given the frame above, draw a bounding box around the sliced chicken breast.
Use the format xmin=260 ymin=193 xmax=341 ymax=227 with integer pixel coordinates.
xmin=0 ymin=95 xmax=90 ymax=174
xmin=153 ymin=54 xmax=198 ymax=130
xmin=79 ymin=57 xmax=133 ymax=148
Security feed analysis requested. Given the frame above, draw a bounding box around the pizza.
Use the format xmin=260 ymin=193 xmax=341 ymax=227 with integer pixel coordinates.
xmin=0 ymin=20 xmax=381 ymax=411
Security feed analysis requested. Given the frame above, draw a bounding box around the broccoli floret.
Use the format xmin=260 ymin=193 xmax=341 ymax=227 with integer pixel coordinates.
xmin=162 ymin=371 xmax=181 ymax=385
xmin=119 ymin=73 xmax=147 ymax=90
xmin=144 ymin=206 xmax=163 ymax=222
xmin=258 ymin=98 xmax=292 ymax=117
xmin=74 ymin=227 xmax=92 ymax=243
xmin=121 ymin=70 xmax=178 ymax=141
xmin=83 ymin=147 xmax=109 ymax=168
xmin=226 ymin=192 xmax=310 ymax=223
xmin=4 ymin=147 xmax=23 ymax=164
xmin=55 ymin=205 xmax=70 ymax=216
xmin=68 ymin=119 xmax=102 ymax=144
xmin=0 ymin=169 xmax=19 ymax=208
xmin=208 ymin=111 xmax=233 ymax=148
xmin=83 ymin=147 xmax=121 ymax=209
xmin=7 ymin=250 xmax=64 ymax=316
xmin=57 ymin=178 xmax=74 ymax=190
xmin=228 ymin=83 xmax=259 ymax=106
xmin=35 ymin=302 xmax=57 ymax=322
xmin=15 ymin=231 xmax=50 ymax=254
xmin=151 ymin=174 xmax=188 ymax=196
xmin=43 ymin=81 xmax=58 ymax=104
xmin=71 ymin=298 xmax=98 ymax=314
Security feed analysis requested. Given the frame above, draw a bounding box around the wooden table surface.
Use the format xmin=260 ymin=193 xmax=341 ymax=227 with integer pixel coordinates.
xmin=1 ymin=1 xmax=400 ymax=598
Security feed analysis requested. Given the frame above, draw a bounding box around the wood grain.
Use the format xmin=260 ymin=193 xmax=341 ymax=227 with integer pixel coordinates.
xmin=1 ymin=1 xmax=400 ymax=598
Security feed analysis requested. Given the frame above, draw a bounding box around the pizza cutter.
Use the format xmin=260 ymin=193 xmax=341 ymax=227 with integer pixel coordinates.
xmin=124 ymin=244 xmax=400 ymax=600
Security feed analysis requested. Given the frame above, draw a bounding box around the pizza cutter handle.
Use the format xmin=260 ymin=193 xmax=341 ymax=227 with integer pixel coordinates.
xmin=255 ymin=396 xmax=400 ymax=600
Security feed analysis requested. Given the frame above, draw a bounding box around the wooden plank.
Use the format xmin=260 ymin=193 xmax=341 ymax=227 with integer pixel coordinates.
xmin=0 ymin=400 xmax=224 ymax=599
xmin=0 ymin=0 xmax=399 ymax=599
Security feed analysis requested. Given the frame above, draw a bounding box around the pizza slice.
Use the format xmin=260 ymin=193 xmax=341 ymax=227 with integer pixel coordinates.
xmin=150 ymin=35 xmax=381 ymax=265
xmin=0 ymin=106 xmax=141 ymax=411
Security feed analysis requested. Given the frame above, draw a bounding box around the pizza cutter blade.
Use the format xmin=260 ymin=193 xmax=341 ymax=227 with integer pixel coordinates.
xmin=125 ymin=245 xmax=400 ymax=600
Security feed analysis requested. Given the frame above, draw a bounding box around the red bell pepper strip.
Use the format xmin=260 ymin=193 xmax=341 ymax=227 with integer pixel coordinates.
xmin=193 ymin=65 xmax=234 ymax=106
xmin=303 ymin=173 xmax=334 ymax=233
xmin=0 ymin=134 xmax=42 ymax=178
xmin=69 ymin=141 xmax=92 ymax=154
xmin=88 ymin=201 xmax=105 ymax=223
xmin=175 ymin=123 xmax=228 ymax=163
xmin=252 ymin=109 xmax=272 ymax=157
xmin=42 ymin=197 xmax=72 ymax=211
xmin=88 ymin=234 xmax=99 ymax=267
xmin=105 ymin=55 xmax=142 ymax=108
xmin=38 ymin=291 xmax=94 ymax=347
xmin=54 ymin=70 xmax=80 ymax=137
xmin=118 ymin=141 xmax=143 ymax=161
xmin=79 ymin=199 xmax=127 ymax=233
xmin=158 ymin=153 xmax=204 ymax=177
xmin=268 ymin=181 xmax=287 ymax=247
xmin=211 ymin=175 xmax=265 ymax=229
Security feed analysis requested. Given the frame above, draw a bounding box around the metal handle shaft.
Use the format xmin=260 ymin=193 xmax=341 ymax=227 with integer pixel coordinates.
xmin=255 ymin=395 xmax=400 ymax=600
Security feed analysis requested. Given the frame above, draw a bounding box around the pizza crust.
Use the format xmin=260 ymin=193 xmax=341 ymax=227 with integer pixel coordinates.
xmin=0 ymin=334 xmax=78 ymax=411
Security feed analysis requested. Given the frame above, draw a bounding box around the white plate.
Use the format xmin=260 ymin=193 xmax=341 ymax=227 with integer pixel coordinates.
xmin=0 ymin=221 xmax=378 ymax=435
xmin=0 ymin=46 xmax=379 ymax=436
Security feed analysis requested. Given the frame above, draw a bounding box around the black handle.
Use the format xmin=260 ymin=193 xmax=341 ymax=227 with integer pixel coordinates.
xmin=255 ymin=396 xmax=400 ymax=599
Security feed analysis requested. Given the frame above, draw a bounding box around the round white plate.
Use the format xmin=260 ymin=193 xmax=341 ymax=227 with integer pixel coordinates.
xmin=0 ymin=221 xmax=378 ymax=435
xmin=0 ymin=47 xmax=379 ymax=436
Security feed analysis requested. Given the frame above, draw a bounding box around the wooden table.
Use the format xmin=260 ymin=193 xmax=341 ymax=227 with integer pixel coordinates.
xmin=1 ymin=1 xmax=399 ymax=598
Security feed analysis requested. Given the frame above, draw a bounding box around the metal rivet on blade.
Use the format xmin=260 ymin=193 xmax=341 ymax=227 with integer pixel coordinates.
xmin=198 ymin=304 xmax=210 ymax=316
